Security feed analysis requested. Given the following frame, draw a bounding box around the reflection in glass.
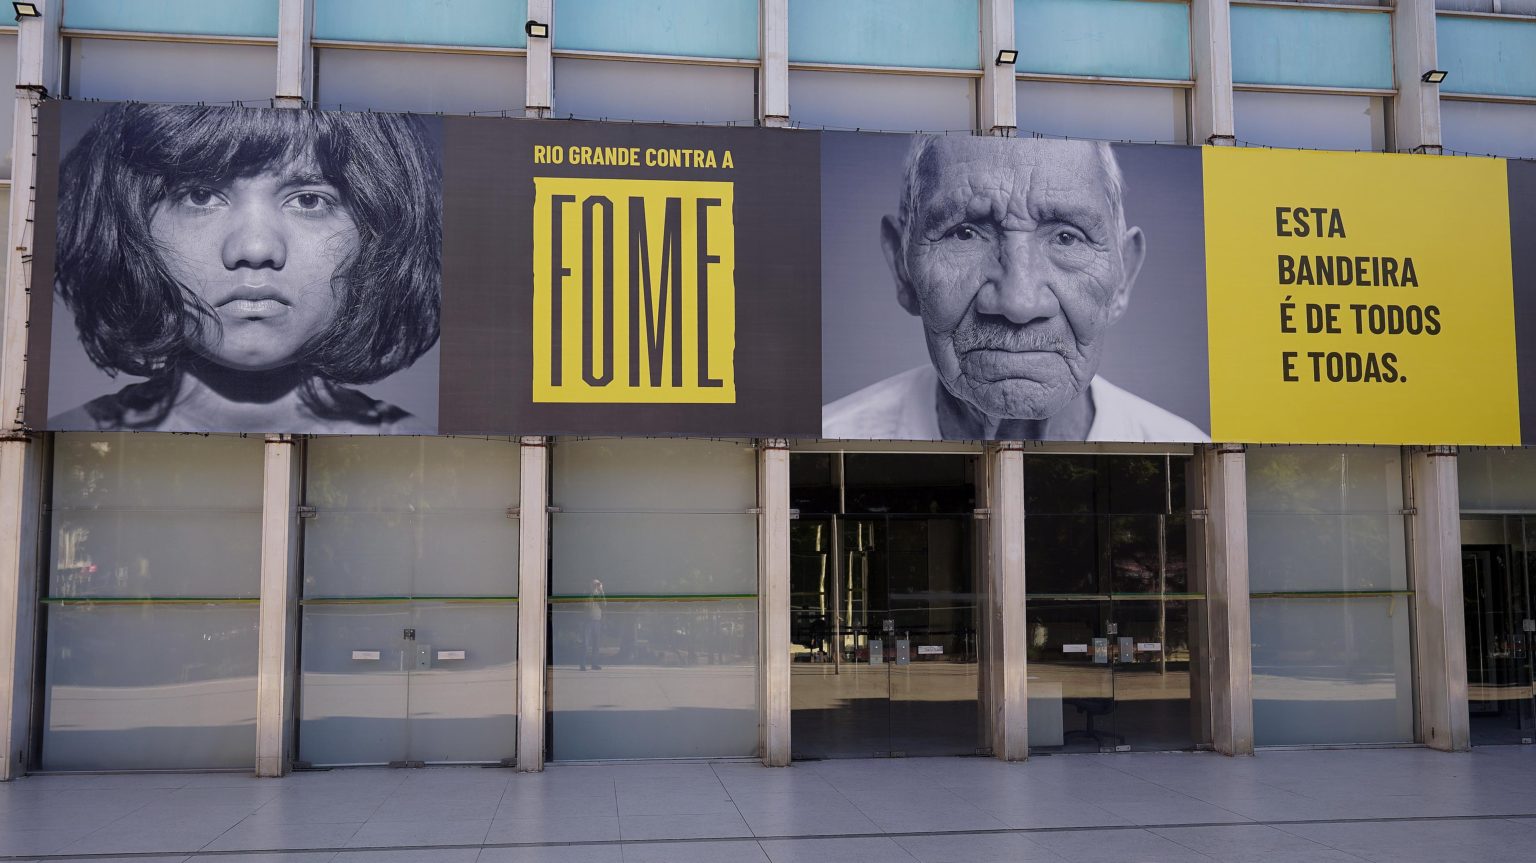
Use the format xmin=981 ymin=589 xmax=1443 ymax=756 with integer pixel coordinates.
xmin=551 ymin=513 xmax=757 ymax=596
xmin=548 ymin=439 xmax=760 ymax=760
xmin=1246 ymin=446 xmax=1414 ymax=746
xmin=548 ymin=600 xmax=758 ymax=759
xmin=1461 ymin=514 xmax=1536 ymax=745
xmin=789 ymin=452 xmax=982 ymax=760
xmin=51 ymin=434 xmax=263 ymax=598
xmin=42 ymin=434 xmax=264 ymax=770
xmin=1252 ymin=596 xmax=1414 ymax=745
xmin=299 ymin=437 xmax=521 ymax=765
xmin=42 ymin=604 xmax=258 ymax=770
xmin=300 ymin=603 xmax=518 ymax=765
xmin=1023 ymin=454 xmax=1204 ymax=752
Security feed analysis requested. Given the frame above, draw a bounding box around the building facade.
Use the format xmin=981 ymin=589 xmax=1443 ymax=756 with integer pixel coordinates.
xmin=1 ymin=0 xmax=1536 ymax=778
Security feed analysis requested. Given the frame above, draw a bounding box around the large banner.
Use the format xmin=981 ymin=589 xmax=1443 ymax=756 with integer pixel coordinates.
xmin=22 ymin=101 xmax=1536 ymax=445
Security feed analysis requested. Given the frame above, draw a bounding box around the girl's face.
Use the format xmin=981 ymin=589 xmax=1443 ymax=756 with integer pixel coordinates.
xmin=149 ymin=160 xmax=359 ymax=372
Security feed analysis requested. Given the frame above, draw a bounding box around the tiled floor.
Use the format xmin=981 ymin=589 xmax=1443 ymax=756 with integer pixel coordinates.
xmin=2 ymin=747 xmax=1536 ymax=861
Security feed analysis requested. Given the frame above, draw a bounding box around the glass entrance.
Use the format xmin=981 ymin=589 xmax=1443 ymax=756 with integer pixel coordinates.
xmin=1462 ymin=516 xmax=1536 ymax=745
xmin=789 ymin=454 xmax=982 ymax=759
xmin=1024 ymin=455 xmax=1205 ymax=753
xmin=297 ymin=437 xmax=521 ymax=766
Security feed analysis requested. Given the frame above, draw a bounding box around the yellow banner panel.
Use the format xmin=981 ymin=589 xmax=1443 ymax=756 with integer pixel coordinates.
xmin=1204 ymin=148 xmax=1518 ymax=445
xmin=532 ymin=177 xmax=737 ymax=404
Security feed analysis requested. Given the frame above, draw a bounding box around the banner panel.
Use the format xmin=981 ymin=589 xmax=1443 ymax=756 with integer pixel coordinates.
xmin=819 ymin=133 xmax=1211 ymax=442
xmin=28 ymin=103 xmax=821 ymax=437
xmin=1205 ymin=148 xmax=1520 ymax=445
xmin=436 ymin=118 xmax=821 ymax=436
xmin=21 ymin=100 xmax=1536 ymax=446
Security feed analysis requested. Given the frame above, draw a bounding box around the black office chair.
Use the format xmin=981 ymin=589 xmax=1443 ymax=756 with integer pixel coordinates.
xmin=1062 ymin=697 xmax=1125 ymax=747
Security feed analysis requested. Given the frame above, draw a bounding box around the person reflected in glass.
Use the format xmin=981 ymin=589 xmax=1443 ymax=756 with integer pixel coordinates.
xmin=581 ymin=578 xmax=606 ymax=671
xmin=51 ymin=104 xmax=442 ymax=433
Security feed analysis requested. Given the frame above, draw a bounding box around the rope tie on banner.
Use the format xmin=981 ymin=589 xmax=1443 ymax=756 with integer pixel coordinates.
xmin=41 ymin=98 xmax=1536 ymax=160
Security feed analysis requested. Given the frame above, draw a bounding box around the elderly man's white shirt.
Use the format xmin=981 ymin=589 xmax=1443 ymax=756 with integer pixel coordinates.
xmin=821 ymin=365 xmax=1209 ymax=442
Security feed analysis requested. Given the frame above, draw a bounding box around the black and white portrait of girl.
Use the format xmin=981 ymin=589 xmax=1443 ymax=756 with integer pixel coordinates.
xmin=50 ymin=103 xmax=442 ymax=433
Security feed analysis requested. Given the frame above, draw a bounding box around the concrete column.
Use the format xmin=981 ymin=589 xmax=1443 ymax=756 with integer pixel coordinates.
xmin=1392 ymin=0 xmax=1443 ymax=154
xmin=758 ymin=439 xmax=791 ymax=766
xmin=1190 ymin=0 xmax=1235 ymax=145
xmin=255 ymin=436 xmax=302 ymax=777
xmin=759 ymin=0 xmax=789 ymax=128
xmin=989 ymin=443 xmax=1027 ymax=760
xmin=516 ymin=437 xmax=550 ymax=771
xmin=979 ymin=0 xmax=1017 ymax=134
xmin=1200 ymin=445 xmax=1253 ymax=755
xmin=0 ymin=0 xmax=61 ymax=782
xmin=275 ymin=0 xmax=314 ymax=107
xmin=525 ymin=0 xmax=554 ymax=118
xmin=0 ymin=436 xmax=44 ymax=781
xmin=1407 ymin=446 xmax=1469 ymax=751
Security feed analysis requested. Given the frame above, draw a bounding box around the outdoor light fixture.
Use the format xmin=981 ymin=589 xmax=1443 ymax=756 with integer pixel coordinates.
xmin=1421 ymin=69 xmax=1448 ymax=84
xmin=12 ymin=2 xmax=40 ymax=18
xmin=525 ymin=20 xmax=549 ymax=39
xmin=996 ymin=49 xmax=1018 ymax=66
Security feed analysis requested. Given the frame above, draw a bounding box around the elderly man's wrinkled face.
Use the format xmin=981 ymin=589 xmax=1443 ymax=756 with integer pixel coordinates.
xmin=883 ymin=138 xmax=1145 ymax=421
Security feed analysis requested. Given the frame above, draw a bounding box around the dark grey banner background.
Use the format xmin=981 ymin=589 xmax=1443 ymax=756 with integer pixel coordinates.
xmin=1511 ymin=158 xmax=1536 ymax=444
xmin=819 ymin=133 xmax=1210 ymax=435
xmin=438 ymin=118 xmax=822 ymax=437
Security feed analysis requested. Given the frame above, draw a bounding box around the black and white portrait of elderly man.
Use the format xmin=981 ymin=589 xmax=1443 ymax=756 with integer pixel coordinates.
xmin=822 ymin=135 xmax=1209 ymax=443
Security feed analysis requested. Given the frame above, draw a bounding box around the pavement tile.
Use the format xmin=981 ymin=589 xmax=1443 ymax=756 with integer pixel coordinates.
xmin=484 ymin=814 xmax=622 ymax=844
xmin=620 ymin=838 xmax=771 ymax=863
xmin=759 ymin=835 xmax=921 ymax=863
xmin=478 ymin=845 xmax=624 ymax=863
xmin=618 ymin=812 xmax=754 ymax=841
xmin=1152 ymin=824 xmax=1372 ymax=863
xmin=895 ymin=831 xmax=1069 ymax=862
xmin=345 ymin=817 xmax=492 ymax=848
xmin=1028 ymin=827 xmax=1221 ymax=863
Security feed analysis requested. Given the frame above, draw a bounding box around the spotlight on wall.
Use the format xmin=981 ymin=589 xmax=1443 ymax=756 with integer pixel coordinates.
xmin=995 ymin=49 xmax=1018 ymax=66
xmin=1421 ymin=69 xmax=1448 ymax=84
xmin=525 ymin=20 xmax=549 ymax=39
xmin=12 ymin=2 xmax=40 ymax=19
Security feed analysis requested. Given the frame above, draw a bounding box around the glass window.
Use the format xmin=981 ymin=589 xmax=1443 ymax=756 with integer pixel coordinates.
xmin=790 ymin=0 xmax=980 ymax=70
xmin=554 ymin=58 xmax=756 ymax=124
xmin=1246 ymin=445 xmax=1415 ymax=745
xmin=1440 ymin=101 xmax=1536 ymax=160
xmin=1436 ymin=16 xmax=1536 ymax=99
xmin=42 ymin=434 xmax=264 ymax=770
xmin=0 ymin=32 xmax=15 ymax=179
xmin=554 ymin=0 xmax=759 ymax=59
xmin=1233 ymin=91 xmax=1387 ymax=151
xmin=790 ymin=70 xmax=975 ymax=132
xmin=1460 ymin=449 xmax=1536 ymax=511
xmin=315 ymin=0 xmax=526 ymax=48
xmin=1016 ymin=81 xmax=1189 ymax=143
xmin=64 ymin=0 xmax=278 ymax=38
xmin=1251 ymin=596 xmax=1415 ymax=745
xmin=67 ymin=38 xmax=278 ymax=103
xmin=299 ymin=437 xmax=521 ymax=766
xmin=1015 ymin=0 xmax=1191 ymax=81
xmin=1229 ymin=6 xmax=1392 ymax=90
xmin=316 ymin=49 xmax=526 ymax=114
xmin=1248 ymin=447 xmax=1407 ymax=594
xmin=548 ymin=438 xmax=759 ymax=760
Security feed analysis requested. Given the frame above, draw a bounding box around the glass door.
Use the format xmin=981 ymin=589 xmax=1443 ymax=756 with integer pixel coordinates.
xmin=884 ymin=516 xmax=981 ymax=757
xmin=297 ymin=437 xmax=521 ymax=767
xmin=789 ymin=451 xmax=981 ymax=759
xmin=1024 ymin=455 xmax=1204 ymax=753
xmin=1463 ymin=519 xmax=1536 ymax=745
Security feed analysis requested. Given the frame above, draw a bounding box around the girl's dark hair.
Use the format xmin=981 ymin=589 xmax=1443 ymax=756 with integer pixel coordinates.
xmin=55 ymin=103 xmax=442 ymax=384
